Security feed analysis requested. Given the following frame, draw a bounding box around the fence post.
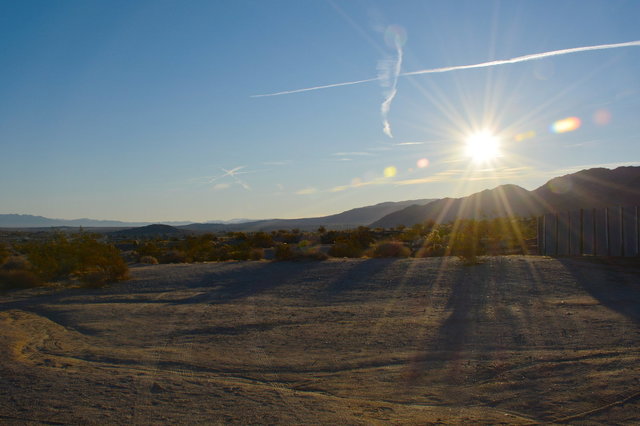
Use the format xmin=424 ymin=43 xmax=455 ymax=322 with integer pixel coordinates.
xmin=537 ymin=216 xmax=542 ymax=255
xmin=620 ymin=206 xmax=625 ymax=257
xmin=567 ymin=211 xmax=572 ymax=255
xmin=579 ymin=208 xmax=584 ymax=255
xmin=593 ymin=208 xmax=597 ymax=256
xmin=605 ymin=207 xmax=610 ymax=256
xmin=555 ymin=213 xmax=559 ymax=256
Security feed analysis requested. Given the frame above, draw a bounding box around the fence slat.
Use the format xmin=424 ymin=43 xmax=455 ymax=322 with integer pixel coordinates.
xmin=539 ymin=206 xmax=639 ymax=257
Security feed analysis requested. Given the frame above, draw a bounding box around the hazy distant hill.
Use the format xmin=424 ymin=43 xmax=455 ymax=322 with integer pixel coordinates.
xmin=109 ymin=224 xmax=189 ymax=238
xmin=180 ymin=199 xmax=435 ymax=232
xmin=371 ymin=166 xmax=640 ymax=228
xmin=0 ymin=214 xmax=192 ymax=228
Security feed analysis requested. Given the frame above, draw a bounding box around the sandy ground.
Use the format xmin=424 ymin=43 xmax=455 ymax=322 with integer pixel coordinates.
xmin=1 ymin=256 xmax=639 ymax=425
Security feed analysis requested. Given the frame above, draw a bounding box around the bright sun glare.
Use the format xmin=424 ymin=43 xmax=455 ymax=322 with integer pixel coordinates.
xmin=465 ymin=131 xmax=500 ymax=163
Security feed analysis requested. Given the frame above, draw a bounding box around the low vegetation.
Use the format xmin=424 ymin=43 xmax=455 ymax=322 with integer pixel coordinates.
xmin=1 ymin=232 xmax=129 ymax=291
xmin=123 ymin=217 xmax=535 ymax=264
xmin=0 ymin=216 xmax=537 ymax=291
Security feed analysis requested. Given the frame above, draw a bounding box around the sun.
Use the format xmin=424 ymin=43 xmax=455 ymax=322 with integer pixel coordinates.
xmin=464 ymin=131 xmax=501 ymax=163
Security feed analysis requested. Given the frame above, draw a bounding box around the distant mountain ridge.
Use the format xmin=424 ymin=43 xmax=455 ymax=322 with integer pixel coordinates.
xmin=180 ymin=199 xmax=435 ymax=232
xmin=371 ymin=166 xmax=640 ymax=228
xmin=0 ymin=214 xmax=193 ymax=228
xmin=3 ymin=167 xmax=638 ymax=232
xmin=0 ymin=199 xmax=434 ymax=231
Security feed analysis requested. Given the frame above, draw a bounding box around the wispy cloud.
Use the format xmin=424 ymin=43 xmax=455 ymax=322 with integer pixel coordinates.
xmin=208 ymin=166 xmax=247 ymax=183
xmin=394 ymin=141 xmax=425 ymax=146
xmin=332 ymin=151 xmax=374 ymax=157
xmin=252 ymin=40 xmax=640 ymax=97
xmin=262 ymin=160 xmax=291 ymax=166
xmin=213 ymin=183 xmax=230 ymax=191
xmin=328 ymin=166 xmax=535 ymax=192
xmin=378 ymin=31 xmax=404 ymax=138
xmin=200 ymin=166 xmax=254 ymax=191
xmin=296 ymin=187 xmax=318 ymax=195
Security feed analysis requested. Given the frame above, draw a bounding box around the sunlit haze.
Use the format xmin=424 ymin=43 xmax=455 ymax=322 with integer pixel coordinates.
xmin=1 ymin=1 xmax=639 ymax=222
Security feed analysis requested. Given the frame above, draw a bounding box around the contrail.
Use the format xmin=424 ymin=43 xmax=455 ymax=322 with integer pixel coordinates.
xmin=250 ymin=76 xmax=378 ymax=97
xmin=251 ymin=40 xmax=640 ymax=98
xmin=402 ymin=39 xmax=640 ymax=77
xmin=379 ymin=36 xmax=403 ymax=138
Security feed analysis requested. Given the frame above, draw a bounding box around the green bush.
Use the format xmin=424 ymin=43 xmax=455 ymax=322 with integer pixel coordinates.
xmin=368 ymin=241 xmax=411 ymax=258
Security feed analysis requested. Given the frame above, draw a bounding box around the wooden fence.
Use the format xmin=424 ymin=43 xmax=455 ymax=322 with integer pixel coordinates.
xmin=537 ymin=206 xmax=640 ymax=257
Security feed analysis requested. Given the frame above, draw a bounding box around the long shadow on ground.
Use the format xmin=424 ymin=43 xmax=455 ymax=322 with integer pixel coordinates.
xmin=558 ymin=257 xmax=640 ymax=324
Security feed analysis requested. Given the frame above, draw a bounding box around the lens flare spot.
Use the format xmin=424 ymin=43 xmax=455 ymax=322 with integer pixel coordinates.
xmin=384 ymin=166 xmax=397 ymax=178
xmin=549 ymin=176 xmax=573 ymax=194
xmin=551 ymin=117 xmax=581 ymax=133
xmin=417 ymin=158 xmax=430 ymax=168
xmin=351 ymin=177 xmax=362 ymax=187
xmin=593 ymin=109 xmax=612 ymax=125
xmin=515 ymin=130 xmax=536 ymax=142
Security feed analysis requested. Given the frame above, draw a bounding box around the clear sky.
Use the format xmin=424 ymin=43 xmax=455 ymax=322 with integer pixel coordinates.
xmin=1 ymin=0 xmax=639 ymax=222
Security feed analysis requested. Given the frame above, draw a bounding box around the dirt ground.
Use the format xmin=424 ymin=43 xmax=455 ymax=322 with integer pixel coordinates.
xmin=1 ymin=256 xmax=639 ymax=424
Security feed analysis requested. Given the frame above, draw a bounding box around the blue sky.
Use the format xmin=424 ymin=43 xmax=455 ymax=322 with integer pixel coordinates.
xmin=1 ymin=0 xmax=639 ymax=222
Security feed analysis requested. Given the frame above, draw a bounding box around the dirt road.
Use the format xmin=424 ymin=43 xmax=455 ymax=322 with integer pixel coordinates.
xmin=1 ymin=256 xmax=639 ymax=424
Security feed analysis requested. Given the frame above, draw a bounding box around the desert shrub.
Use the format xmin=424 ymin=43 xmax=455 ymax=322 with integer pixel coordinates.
xmin=1 ymin=255 xmax=32 ymax=271
xmin=227 ymin=247 xmax=251 ymax=261
xmin=273 ymin=243 xmax=327 ymax=261
xmin=448 ymin=220 xmax=485 ymax=264
xmin=22 ymin=233 xmax=129 ymax=284
xmin=299 ymin=249 xmax=329 ymax=261
xmin=276 ymin=230 xmax=301 ymax=244
xmin=180 ymin=234 xmax=218 ymax=261
xmin=248 ymin=248 xmax=264 ymax=260
xmin=369 ymin=241 xmax=411 ymax=258
xmin=249 ymin=232 xmax=273 ymax=248
xmin=136 ymin=240 xmax=163 ymax=259
xmin=160 ymin=250 xmax=189 ymax=264
xmin=209 ymin=244 xmax=233 ymax=261
xmin=296 ymin=242 xmax=329 ymax=261
xmin=0 ymin=270 xmax=42 ymax=291
xmin=414 ymin=229 xmax=446 ymax=257
xmin=328 ymin=241 xmax=364 ymax=258
xmin=274 ymin=243 xmax=295 ymax=261
xmin=320 ymin=230 xmax=340 ymax=244
xmin=0 ymin=243 xmax=9 ymax=264
xmin=350 ymin=226 xmax=375 ymax=249
xmin=327 ymin=227 xmax=373 ymax=258
xmin=139 ymin=255 xmax=159 ymax=264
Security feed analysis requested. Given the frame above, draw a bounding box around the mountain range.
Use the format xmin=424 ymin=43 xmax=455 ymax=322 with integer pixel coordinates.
xmin=0 ymin=215 xmax=193 ymax=228
xmin=0 ymin=199 xmax=433 ymax=232
xmin=2 ymin=166 xmax=638 ymax=232
xmin=371 ymin=166 xmax=640 ymax=228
